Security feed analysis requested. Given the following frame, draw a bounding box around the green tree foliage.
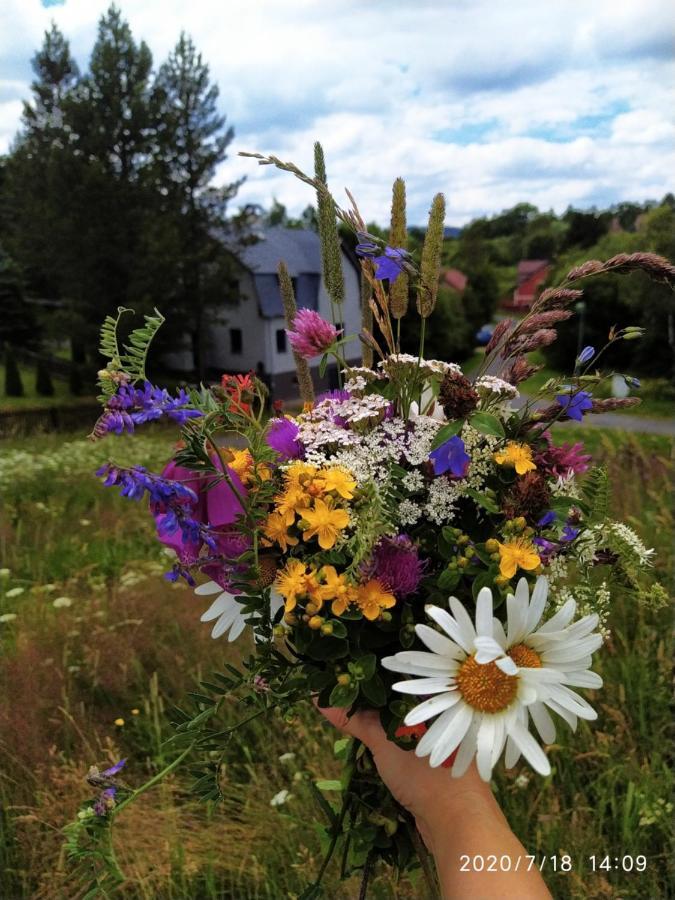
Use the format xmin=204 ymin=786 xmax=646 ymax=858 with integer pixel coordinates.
xmin=145 ymin=31 xmax=240 ymax=377
xmin=3 ymin=348 xmax=24 ymax=397
xmin=401 ymin=284 xmax=472 ymax=361
xmin=543 ymin=203 xmax=675 ymax=379
xmin=0 ymin=244 xmax=39 ymax=348
xmin=1 ymin=8 xmax=242 ymax=380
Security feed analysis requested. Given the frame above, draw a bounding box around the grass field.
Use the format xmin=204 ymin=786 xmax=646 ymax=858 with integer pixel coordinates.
xmin=0 ymin=425 xmax=672 ymax=898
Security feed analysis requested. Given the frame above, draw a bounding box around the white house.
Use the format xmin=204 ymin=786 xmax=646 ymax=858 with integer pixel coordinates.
xmin=165 ymin=226 xmax=362 ymax=398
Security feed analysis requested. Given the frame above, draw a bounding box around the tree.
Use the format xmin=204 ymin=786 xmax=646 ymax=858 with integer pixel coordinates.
xmin=3 ymin=348 xmax=24 ymax=397
xmin=149 ymin=32 xmax=240 ymax=377
xmin=35 ymin=359 xmax=54 ymax=396
xmin=0 ymin=244 xmax=39 ymax=349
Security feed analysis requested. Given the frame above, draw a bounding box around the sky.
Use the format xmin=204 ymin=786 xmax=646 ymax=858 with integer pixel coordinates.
xmin=1 ymin=0 xmax=674 ymax=226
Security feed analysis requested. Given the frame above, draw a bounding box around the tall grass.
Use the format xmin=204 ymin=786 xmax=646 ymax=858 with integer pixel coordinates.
xmin=0 ymin=429 xmax=672 ymax=898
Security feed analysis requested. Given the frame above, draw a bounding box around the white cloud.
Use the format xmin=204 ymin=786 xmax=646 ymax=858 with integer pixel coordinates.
xmin=1 ymin=0 xmax=673 ymax=224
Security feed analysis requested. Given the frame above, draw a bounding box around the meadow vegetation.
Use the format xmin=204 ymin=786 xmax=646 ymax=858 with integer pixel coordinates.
xmin=0 ymin=426 xmax=672 ymax=899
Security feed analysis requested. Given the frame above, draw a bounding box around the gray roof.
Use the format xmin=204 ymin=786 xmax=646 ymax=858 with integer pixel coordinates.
xmin=240 ymin=227 xmax=328 ymax=318
xmin=241 ymin=226 xmax=323 ymax=276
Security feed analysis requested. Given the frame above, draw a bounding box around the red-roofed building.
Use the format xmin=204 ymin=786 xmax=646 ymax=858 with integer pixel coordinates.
xmin=511 ymin=259 xmax=551 ymax=309
xmin=443 ymin=268 xmax=468 ymax=293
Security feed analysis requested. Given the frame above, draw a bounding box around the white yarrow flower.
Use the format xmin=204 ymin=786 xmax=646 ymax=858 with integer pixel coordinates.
xmin=196 ymin=581 xmax=284 ymax=641
xmin=382 ymin=577 xmax=602 ymax=781
xmin=270 ymin=789 xmax=292 ymax=807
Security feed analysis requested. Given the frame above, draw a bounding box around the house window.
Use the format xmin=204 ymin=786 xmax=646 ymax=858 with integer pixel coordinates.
xmin=230 ymin=328 xmax=242 ymax=354
xmin=276 ymin=329 xmax=287 ymax=353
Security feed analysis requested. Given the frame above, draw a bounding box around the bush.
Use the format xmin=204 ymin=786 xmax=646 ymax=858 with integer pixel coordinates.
xmin=4 ymin=348 xmax=24 ymax=397
xmin=34 ymin=359 xmax=55 ymax=396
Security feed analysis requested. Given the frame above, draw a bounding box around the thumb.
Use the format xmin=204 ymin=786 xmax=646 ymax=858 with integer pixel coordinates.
xmin=315 ymin=701 xmax=388 ymax=752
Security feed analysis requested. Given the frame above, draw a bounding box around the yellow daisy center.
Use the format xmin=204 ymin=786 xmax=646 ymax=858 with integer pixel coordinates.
xmin=456 ymin=644 xmax=542 ymax=713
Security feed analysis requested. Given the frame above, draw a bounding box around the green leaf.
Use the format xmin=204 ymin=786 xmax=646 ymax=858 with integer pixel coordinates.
xmin=326 ymin=619 xmax=348 ymax=639
xmin=437 ymin=567 xmax=460 ymax=591
xmin=472 ymin=569 xmax=497 ymax=600
xmin=333 ymin=737 xmax=351 ymax=758
xmin=430 ymin=419 xmax=464 ymax=450
xmin=361 ymin=673 xmax=387 ymax=706
xmin=349 ymin=653 xmax=376 ymax=681
xmin=315 ymin=779 xmax=343 ymax=791
xmin=329 ymin=681 xmax=359 ymax=708
xmin=465 ymin=488 xmax=500 ymax=514
xmin=469 ymin=411 xmax=505 ymax=437
xmin=319 ymin=353 xmax=329 ymax=377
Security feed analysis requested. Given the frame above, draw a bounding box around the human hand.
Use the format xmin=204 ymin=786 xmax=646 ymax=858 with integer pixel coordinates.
xmin=316 ymin=704 xmax=496 ymax=851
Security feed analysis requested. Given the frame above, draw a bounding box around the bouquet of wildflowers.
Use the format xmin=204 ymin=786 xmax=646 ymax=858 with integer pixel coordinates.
xmin=85 ymin=145 xmax=672 ymax=894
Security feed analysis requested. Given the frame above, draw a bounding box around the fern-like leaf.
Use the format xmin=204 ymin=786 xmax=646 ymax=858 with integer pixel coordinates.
xmin=583 ymin=466 xmax=610 ymax=523
xmin=97 ymin=307 xmax=133 ymax=398
xmin=120 ymin=308 xmax=166 ymax=383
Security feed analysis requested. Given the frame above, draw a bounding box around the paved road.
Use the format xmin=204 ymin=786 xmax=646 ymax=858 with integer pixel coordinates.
xmin=511 ymin=395 xmax=675 ymax=436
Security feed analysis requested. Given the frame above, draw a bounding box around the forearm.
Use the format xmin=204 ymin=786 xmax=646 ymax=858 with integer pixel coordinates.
xmin=419 ymin=787 xmax=552 ymax=899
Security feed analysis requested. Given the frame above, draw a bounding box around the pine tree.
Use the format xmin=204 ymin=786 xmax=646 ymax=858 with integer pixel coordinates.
xmin=35 ymin=359 xmax=55 ymax=396
xmin=150 ymin=32 xmax=240 ymax=378
xmin=4 ymin=348 xmax=24 ymax=398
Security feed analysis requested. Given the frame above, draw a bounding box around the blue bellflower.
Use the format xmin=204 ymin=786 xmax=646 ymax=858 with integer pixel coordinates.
xmin=555 ymin=390 xmax=593 ymax=422
xmin=576 ymin=346 xmax=595 ymax=365
xmin=429 ymin=435 xmax=470 ymax=477
xmin=355 ymin=240 xmax=407 ymax=283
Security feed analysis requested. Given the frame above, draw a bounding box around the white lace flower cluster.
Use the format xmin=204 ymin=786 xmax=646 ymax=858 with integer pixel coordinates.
xmin=378 ymin=354 xmax=462 ymax=379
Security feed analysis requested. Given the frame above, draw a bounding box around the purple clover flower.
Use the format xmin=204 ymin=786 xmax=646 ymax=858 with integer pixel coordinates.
xmin=555 ymin=390 xmax=593 ymax=422
xmin=93 ymin=787 xmax=117 ymax=817
xmin=287 ymin=309 xmax=341 ymax=360
xmin=97 ymin=381 xmax=202 ymax=436
xmin=429 ymin=435 xmax=470 ymax=478
xmin=266 ymin=417 xmax=304 ymax=460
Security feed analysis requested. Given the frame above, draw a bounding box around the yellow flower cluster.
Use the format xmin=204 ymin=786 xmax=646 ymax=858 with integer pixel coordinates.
xmin=264 ymin=463 xmax=356 ymax=551
xmin=224 ymin=448 xmax=271 ymax=485
xmin=275 ymin=561 xmax=396 ymax=622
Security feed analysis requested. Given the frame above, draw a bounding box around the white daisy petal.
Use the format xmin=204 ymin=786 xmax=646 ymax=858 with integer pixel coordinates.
xmin=392 ymin=678 xmax=453 ymax=695
xmin=415 ymin=624 xmax=464 ymax=659
xmin=506 ymin=589 xmax=527 ymax=644
xmin=492 ymin=617 xmax=507 ymax=647
xmin=429 ymin=704 xmax=474 ymax=768
xmin=211 ymin=607 xmax=240 ymax=639
xmin=194 ymin=580 xmax=223 ymax=596
xmin=404 ymin=692 xmax=461 ymax=726
xmin=504 ymin=735 xmax=521 ymax=769
xmin=536 ymin=598 xmax=576 ymax=633
xmin=524 ymin=576 xmax=548 ymax=633
xmin=495 ymin=656 xmax=518 ymax=676
xmin=228 ymin=615 xmax=248 ymax=642
xmin=475 ymin=587 xmax=494 ymax=638
xmin=562 ymin=670 xmax=603 ymax=689
xmin=546 ymin=699 xmax=578 ymax=731
xmin=448 ymin=598 xmax=478 ymax=647
xmin=476 ymin=716 xmax=496 ymax=781
xmin=451 ymin=720 xmax=479 ymax=777
xmin=415 ymin=705 xmax=462 ymax=757
xmin=474 ymin=635 xmax=505 ymax=664
xmin=548 ymin=684 xmax=597 ymax=720
xmin=200 ymin=592 xmax=235 ymax=622
xmin=381 ymin=655 xmax=456 ymax=678
xmin=529 ymin=702 xmax=556 ymax=745
xmin=508 ymin=720 xmax=551 ymax=776
xmin=426 ymin=605 xmax=473 ymax=653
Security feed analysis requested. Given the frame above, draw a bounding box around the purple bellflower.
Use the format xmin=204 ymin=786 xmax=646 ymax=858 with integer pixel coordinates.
xmin=555 ymin=390 xmax=593 ymax=422
xmin=429 ymin=435 xmax=470 ymax=478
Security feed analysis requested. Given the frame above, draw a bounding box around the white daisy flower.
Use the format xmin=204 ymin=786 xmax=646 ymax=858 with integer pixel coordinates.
xmin=381 ymin=576 xmax=602 ymax=781
xmin=195 ymin=582 xmax=284 ymax=642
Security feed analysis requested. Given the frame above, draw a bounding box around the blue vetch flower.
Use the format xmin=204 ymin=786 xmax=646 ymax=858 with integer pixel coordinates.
xmin=560 ymin=524 xmax=580 ymax=542
xmin=96 ymin=381 xmax=202 ymax=436
xmin=537 ymin=510 xmax=558 ymax=528
xmin=577 ymin=346 xmax=595 ymax=365
xmin=429 ymin=435 xmax=470 ymax=477
xmin=555 ymin=390 xmax=593 ymax=422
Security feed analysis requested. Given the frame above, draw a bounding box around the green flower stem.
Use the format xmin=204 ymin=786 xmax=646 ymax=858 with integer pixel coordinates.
xmin=112 ymin=741 xmax=196 ymax=819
